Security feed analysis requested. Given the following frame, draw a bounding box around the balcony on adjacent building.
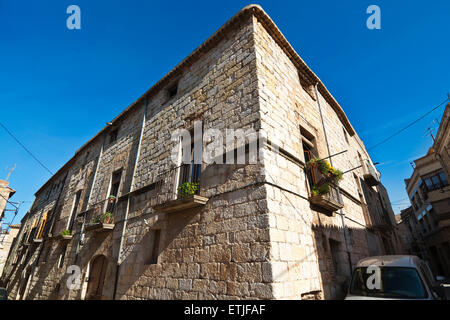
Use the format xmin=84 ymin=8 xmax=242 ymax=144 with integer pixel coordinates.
xmin=362 ymin=159 xmax=381 ymax=186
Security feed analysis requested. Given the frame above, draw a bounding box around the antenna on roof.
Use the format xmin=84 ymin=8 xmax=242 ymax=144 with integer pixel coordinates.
xmin=5 ymin=164 xmax=16 ymax=181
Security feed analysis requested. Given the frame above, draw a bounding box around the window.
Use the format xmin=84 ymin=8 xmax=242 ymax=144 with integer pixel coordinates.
xmin=68 ymin=190 xmax=82 ymax=232
xmin=26 ymin=219 xmax=39 ymax=243
xmin=329 ymin=239 xmax=341 ymax=276
xmin=167 ymin=82 xmax=178 ymax=99
xmin=298 ymin=70 xmax=316 ymax=100
xmin=58 ymin=245 xmax=67 ymax=269
xmin=110 ymin=170 xmax=123 ymax=198
xmin=300 ymin=126 xmax=317 ymax=188
xmin=147 ymin=229 xmax=161 ymax=265
xmin=36 ymin=211 xmax=48 ymax=240
xmin=42 ymin=245 xmax=51 ymax=263
xmin=109 ymin=129 xmax=118 ymax=144
xmin=343 ymin=127 xmax=349 ymax=144
xmin=423 ymin=171 xmax=449 ymax=192
xmin=177 ymin=128 xmax=201 ymax=192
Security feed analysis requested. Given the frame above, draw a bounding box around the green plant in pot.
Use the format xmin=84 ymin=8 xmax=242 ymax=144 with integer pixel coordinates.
xmin=90 ymin=212 xmax=113 ymax=224
xmin=60 ymin=229 xmax=71 ymax=237
xmin=177 ymin=182 xmax=199 ymax=198
xmin=307 ymin=158 xmax=344 ymax=196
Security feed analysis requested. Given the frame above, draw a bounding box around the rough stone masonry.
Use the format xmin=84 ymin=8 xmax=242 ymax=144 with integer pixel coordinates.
xmin=1 ymin=5 xmax=402 ymax=300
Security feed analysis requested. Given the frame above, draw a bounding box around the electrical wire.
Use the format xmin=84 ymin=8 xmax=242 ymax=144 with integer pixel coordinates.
xmin=0 ymin=122 xmax=54 ymax=176
xmin=367 ymin=97 xmax=450 ymax=151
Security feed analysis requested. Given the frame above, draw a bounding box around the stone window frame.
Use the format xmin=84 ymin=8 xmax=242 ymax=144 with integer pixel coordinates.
xmin=108 ymin=127 xmax=119 ymax=145
xmin=145 ymin=229 xmax=161 ymax=265
xmin=298 ymin=70 xmax=316 ymax=101
xmin=165 ymin=78 xmax=181 ymax=104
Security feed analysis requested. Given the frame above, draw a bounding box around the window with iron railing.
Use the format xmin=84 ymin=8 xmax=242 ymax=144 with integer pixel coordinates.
xmin=423 ymin=171 xmax=449 ymax=192
xmin=176 ymin=136 xmax=201 ymax=199
xmin=301 ymin=131 xmax=343 ymax=207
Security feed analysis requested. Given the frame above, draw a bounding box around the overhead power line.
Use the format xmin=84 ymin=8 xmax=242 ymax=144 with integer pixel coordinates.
xmin=0 ymin=122 xmax=54 ymax=176
xmin=368 ymin=97 xmax=450 ymax=151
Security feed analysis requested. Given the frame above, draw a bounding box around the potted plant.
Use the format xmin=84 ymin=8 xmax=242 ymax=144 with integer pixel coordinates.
xmin=103 ymin=211 xmax=113 ymax=224
xmin=307 ymin=158 xmax=344 ymax=211
xmin=60 ymin=229 xmax=71 ymax=236
xmin=177 ymin=182 xmax=199 ymax=198
xmin=90 ymin=212 xmax=113 ymax=224
xmin=58 ymin=229 xmax=72 ymax=240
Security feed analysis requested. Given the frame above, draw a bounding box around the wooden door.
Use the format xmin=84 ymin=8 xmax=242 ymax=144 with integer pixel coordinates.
xmin=86 ymin=255 xmax=108 ymax=300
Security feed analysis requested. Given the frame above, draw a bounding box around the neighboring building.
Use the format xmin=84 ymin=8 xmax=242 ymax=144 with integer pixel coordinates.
xmin=402 ymin=104 xmax=450 ymax=277
xmin=0 ymin=180 xmax=15 ymax=221
xmin=0 ymin=224 xmax=21 ymax=278
xmin=397 ymin=206 xmax=426 ymax=257
xmin=2 ymin=5 xmax=400 ymax=300
xmin=434 ymin=103 xmax=450 ymax=178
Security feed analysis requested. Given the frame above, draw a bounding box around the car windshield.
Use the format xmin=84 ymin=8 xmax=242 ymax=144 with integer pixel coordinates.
xmin=350 ymin=267 xmax=428 ymax=299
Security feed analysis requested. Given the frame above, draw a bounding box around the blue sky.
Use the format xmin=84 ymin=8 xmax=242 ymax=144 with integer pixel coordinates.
xmin=1 ymin=0 xmax=449 ymax=226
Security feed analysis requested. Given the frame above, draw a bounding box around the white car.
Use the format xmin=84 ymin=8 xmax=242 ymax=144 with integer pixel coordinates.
xmin=345 ymin=255 xmax=446 ymax=300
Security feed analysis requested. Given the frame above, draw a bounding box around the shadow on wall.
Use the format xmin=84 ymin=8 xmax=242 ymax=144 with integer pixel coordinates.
xmin=114 ymin=206 xmax=201 ymax=300
xmin=311 ymin=223 xmax=373 ymax=300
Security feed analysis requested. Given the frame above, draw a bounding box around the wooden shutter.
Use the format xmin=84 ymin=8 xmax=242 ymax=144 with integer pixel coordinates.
xmin=36 ymin=212 xmax=48 ymax=239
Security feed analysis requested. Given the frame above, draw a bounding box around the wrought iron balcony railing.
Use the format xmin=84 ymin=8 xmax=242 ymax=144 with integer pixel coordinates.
xmin=79 ymin=197 xmax=116 ymax=233
xmin=307 ymin=165 xmax=344 ymax=213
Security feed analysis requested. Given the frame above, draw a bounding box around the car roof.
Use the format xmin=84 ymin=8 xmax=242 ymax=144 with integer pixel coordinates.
xmin=356 ymin=255 xmax=423 ymax=268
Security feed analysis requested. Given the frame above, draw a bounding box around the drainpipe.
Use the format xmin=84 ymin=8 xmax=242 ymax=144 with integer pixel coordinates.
xmin=314 ymin=83 xmax=353 ymax=277
xmin=113 ymin=99 xmax=148 ymax=300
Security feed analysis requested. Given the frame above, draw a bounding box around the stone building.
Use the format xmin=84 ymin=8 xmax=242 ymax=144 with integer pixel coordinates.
xmin=2 ymin=5 xmax=399 ymax=300
xmin=434 ymin=103 xmax=450 ymax=178
xmin=397 ymin=206 xmax=425 ymax=257
xmin=0 ymin=180 xmax=15 ymax=221
xmin=402 ymin=103 xmax=450 ymax=278
xmin=0 ymin=224 xmax=20 ymax=278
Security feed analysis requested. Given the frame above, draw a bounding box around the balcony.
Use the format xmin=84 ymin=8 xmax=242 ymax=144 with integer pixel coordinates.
xmin=55 ymin=233 xmax=73 ymax=242
xmin=309 ymin=184 xmax=344 ymax=213
xmin=307 ymin=164 xmax=344 ymax=213
xmin=80 ymin=197 xmax=116 ymax=233
xmin=152 ymin=163 xmax=208 ymax=214
xmin=362 ymin=159 xmax=380 ymax=186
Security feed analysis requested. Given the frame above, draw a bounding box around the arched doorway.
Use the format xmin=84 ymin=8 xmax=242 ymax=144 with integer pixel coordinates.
xmin=86 ymin=255 xmax=108 ymax=300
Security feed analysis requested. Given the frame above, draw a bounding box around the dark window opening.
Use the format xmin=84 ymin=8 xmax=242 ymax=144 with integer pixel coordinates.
xmin=148 ymin=229 xmax=161 ymax=265
xmin=329 ymin=239 xmax=341 ymax=276
xmin=167 ymin=82 xmax=178 ymax=99
xmin=301 ymin=126 xmax=317 ymax=188
xmin=68 ymin=190 xmax=82 ymax=232
xmin=110 ymin=170 xmax=122 ymax=198
xmin=58 ymin=245 xmax=67 ymax=269
xmin=343 ymin=127 xmax=349 ymax=144
xmin=109 ymin=129 xmax=118 ymax=144
xmin=178 ymin=128 xmax=201 ymax=193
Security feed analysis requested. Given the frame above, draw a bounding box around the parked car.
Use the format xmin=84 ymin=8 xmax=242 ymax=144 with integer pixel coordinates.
xmin=345 ymin=255 xmax=446 ymax=300
xmin=0 ymin=287 xmax=7 ymax=300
